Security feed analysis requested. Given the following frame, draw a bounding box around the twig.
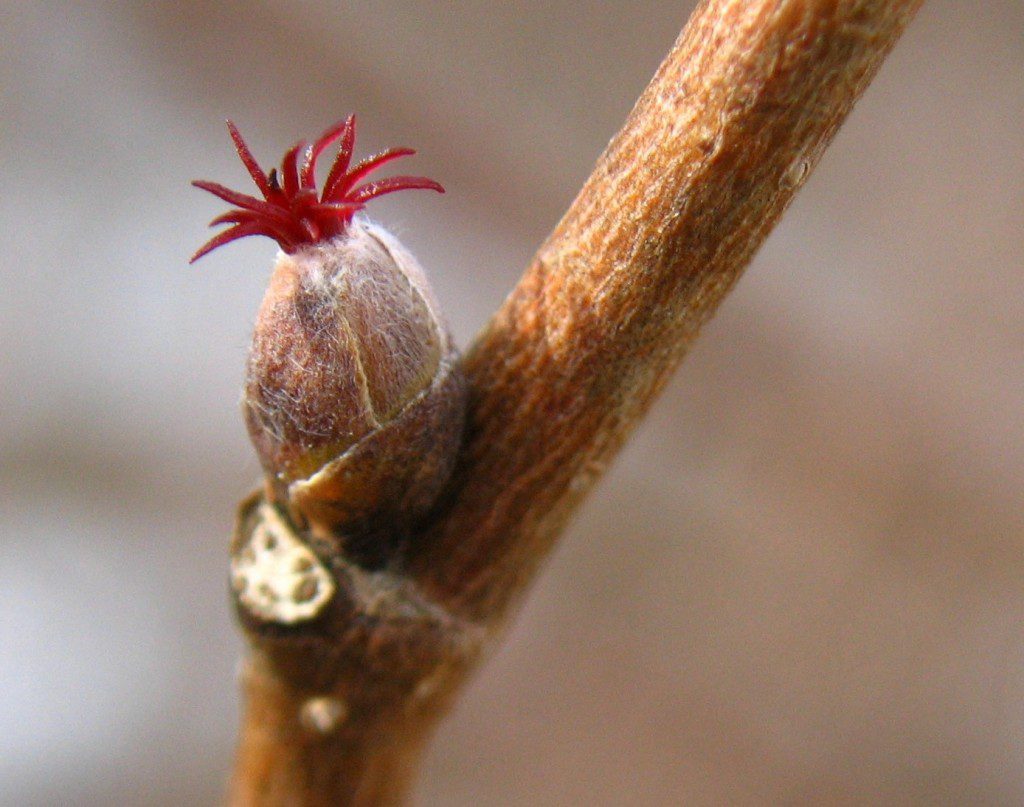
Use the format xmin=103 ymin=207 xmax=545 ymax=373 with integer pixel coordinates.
xmin=229 ymin=0 xmax=923 ymax=803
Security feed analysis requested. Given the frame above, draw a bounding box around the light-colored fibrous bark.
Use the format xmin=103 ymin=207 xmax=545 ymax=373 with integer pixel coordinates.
xmin=229 ymin=1 xmax=923 ymax=803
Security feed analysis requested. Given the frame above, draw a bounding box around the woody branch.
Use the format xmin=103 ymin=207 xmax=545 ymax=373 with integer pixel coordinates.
xmin=230 ymin=0 xmax=923 ymax=804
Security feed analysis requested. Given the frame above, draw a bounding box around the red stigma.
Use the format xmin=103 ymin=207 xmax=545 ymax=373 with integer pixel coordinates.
xmin=191 ymin=117 xmax=444 ymax=263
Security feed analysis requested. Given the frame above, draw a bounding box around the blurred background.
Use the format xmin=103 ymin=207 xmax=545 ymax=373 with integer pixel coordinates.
xmin=1 ymin=1 xmax=1021 ymax=804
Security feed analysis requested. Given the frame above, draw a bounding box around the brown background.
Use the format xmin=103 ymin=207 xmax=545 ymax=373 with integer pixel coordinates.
xmin=1 ymin=1 xmax=1021 ymax=804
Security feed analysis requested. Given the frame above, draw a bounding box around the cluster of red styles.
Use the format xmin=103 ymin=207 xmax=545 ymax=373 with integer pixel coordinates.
xmin=191 ymin=117 xmax=444 ymax=262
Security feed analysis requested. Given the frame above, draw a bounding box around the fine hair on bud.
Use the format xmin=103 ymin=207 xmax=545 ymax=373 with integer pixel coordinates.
xmin=244 ymin=219 xmax=466 ymax=553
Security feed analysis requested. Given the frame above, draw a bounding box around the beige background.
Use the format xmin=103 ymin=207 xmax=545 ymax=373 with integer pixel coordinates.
xmin=1 ymin=1 xmax=1021 ymax=804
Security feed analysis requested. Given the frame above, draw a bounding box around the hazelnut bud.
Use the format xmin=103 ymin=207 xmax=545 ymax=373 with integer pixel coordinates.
xmin=244 ymin=219 xmax=465 ymax=535
xmin=192 ymin=118 xmax=463 ymax=546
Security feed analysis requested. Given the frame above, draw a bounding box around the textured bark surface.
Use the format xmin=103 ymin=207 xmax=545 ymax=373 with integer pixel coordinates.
xmin=230 ymin=0 xmax=923 ymax=803
xmin=410 ymin=0 xmax=922 ymax=621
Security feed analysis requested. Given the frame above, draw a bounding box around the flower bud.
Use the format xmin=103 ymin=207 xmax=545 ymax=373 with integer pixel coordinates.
xmin=192 ymin=118 xmax=463 ymax=544
xmin=244 ymin=219 xmax=465 ymax=535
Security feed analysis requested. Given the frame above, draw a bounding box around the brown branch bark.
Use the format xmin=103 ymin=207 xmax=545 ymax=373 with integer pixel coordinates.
xmin=229 ymin=0 xmax=923 ymax=803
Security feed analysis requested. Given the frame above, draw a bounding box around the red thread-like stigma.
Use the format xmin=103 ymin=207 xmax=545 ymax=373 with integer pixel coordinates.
xmin=191 ymin=117 xmax=444 ymax=262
